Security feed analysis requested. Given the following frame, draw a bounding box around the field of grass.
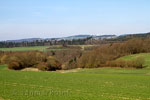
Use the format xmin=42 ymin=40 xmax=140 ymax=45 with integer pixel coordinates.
xmin=0 ymin=65 xmax=150 ymax=100
xmin=118 ymin=53 xmax=150 ymax=68
xmin=0 ymin=45 xmax=95 ymax=52
xmin=0 ymin=46 xmax=51 ymax=52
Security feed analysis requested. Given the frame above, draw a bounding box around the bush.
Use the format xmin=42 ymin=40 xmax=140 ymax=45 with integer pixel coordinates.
xmin=77 ymin=49 xmax=116 ymax=68
xmin=46 ymin=56 xmax=62 ymax=71
xmin=8 ymin=61 xmax=23 ymax=70
xmin=37 ymin=62 xmax=48 ymax=71
xmin=132 ymin=57 xmax=145 ymax=68
xmin=48 ymin=49 xmax=82 ymax=64
xmin=62 ymin=57 xmax=77 ymax=70
xmin=37 ymin=56 xmax=62 ymax=71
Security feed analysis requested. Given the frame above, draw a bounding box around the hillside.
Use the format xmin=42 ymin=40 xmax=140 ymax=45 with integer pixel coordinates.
xmin=117 ymin=53 xmax=150 ymax=68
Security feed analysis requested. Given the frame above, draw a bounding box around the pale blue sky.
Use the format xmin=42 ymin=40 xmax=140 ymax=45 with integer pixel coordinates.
xmin=0 ymin=0 xmax=150 ymax=40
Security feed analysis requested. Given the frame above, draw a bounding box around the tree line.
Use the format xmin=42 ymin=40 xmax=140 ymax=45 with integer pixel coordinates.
xmin=0 ymin=37 xmax=92 ymax=48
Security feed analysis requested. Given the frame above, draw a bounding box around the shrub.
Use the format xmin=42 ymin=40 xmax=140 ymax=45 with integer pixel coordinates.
xmin=46 ymin=56 xmax=62 ymax=71
xmin=37 ymin=56 xmax=62 ymax=71
xmin=62 ymin=58 xmax=77 ymax=70
xmin=48 ymin=49 xmax=82 ymax=64
xmin=8 ymin=61 xmax=23 ymax=70
xmin=37 ymin=62 xmax=48 ymax=71
xmin=132 ymin=57 xmax=145 ymax=68
xmin=77 ymin=49 xmax=116 ymax=68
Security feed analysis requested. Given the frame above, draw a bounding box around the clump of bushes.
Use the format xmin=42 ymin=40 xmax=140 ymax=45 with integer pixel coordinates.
xmin=37 ymin=57 xmax=61 ymax=71
xmin=5 ymin=51 xmax=62 ymax=71
xmin=47 ymin=49 xmax=82 ymax=70
xmin=7 ymin=51 xmax=62 ymax=71
xmin=37 ymin=56 xmax=61 ymax=71
xmin=77 ymin=46 xmax=119 ymax=68
xmin=48 ymin=49 xmax=82 ymax=63
xmin=7 ymin=51 xmax=47 ymax=70
xmin=8 ymin=61 xmax=23 ymax=70
xmin=62 ymin=57 xmax=77 ymax=70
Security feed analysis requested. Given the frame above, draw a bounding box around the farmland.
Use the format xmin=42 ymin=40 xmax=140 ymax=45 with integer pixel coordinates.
xmin=0 ymin=65 xmax=150 ymax=100
xmin=0 ymin=46 xmax=50 ymax=52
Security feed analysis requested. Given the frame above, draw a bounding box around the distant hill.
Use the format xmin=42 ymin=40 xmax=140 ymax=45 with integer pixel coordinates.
xmin=3 ymin=32 xmax=150 ymax=43
xmin=4 ymin=34 xmax=117 ymax=42
xmin=108 ymin=32 xmax=150 ymax=41
xmin=119 ymin=32 xmax=150 ymax=38
xmin=61 ymin=35 xmax=92 ymax=40
xmin=93 ymin=35 xmax=117 ymax=39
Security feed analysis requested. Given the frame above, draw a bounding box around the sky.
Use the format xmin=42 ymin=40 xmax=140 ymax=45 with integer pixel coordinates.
xmin=0 ymin=0 xmax=150 ymax=40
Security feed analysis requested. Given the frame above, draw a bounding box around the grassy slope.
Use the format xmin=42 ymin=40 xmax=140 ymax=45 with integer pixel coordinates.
xmin=118 ymin=53 xmax=150 ymax=67
xmin=0 ymin=65 xmax=150 ymax=100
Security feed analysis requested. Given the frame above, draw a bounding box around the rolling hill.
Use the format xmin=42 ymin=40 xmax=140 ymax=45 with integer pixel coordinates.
xmin=117 ymin=53 xmax=150 ymax=68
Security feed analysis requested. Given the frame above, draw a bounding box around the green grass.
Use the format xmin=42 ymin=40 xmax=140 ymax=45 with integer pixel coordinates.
xmin=0 ymin=46 xmax=67 ymax=52
xmin=0 ymin=45 xmax=95 ymax=52
xmin=0 ymin=46 xmax=50 ymax=52
xmin=0 ymin=65 xmax=150 ymax=100
xmin=118 ymin=53 xmax=150 ymax=67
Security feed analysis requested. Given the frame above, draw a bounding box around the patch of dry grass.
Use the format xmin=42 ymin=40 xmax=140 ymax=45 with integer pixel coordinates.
xmin=21 ymin=68 xmax=40 ymax=72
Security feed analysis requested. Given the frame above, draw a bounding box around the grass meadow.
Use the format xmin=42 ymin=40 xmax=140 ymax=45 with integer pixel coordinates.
xmin=0 ymin=65 xmax=150 ymax=100
xmin=0 ymin=46 xmax=50 ymax=52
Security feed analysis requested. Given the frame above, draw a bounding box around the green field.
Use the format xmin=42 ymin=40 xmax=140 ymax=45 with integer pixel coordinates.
xmin=0 ymin=45 xmax=70 ymax=52
xmin=0 ymin=45 xmax=95 ymax=52
xmin=0 ymin=65 xmax=150 ymax=100
xmin=118 ymin=53 xmax=150 ymax=68
xmin=0 ymin=46 xmax=50 ymax=52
